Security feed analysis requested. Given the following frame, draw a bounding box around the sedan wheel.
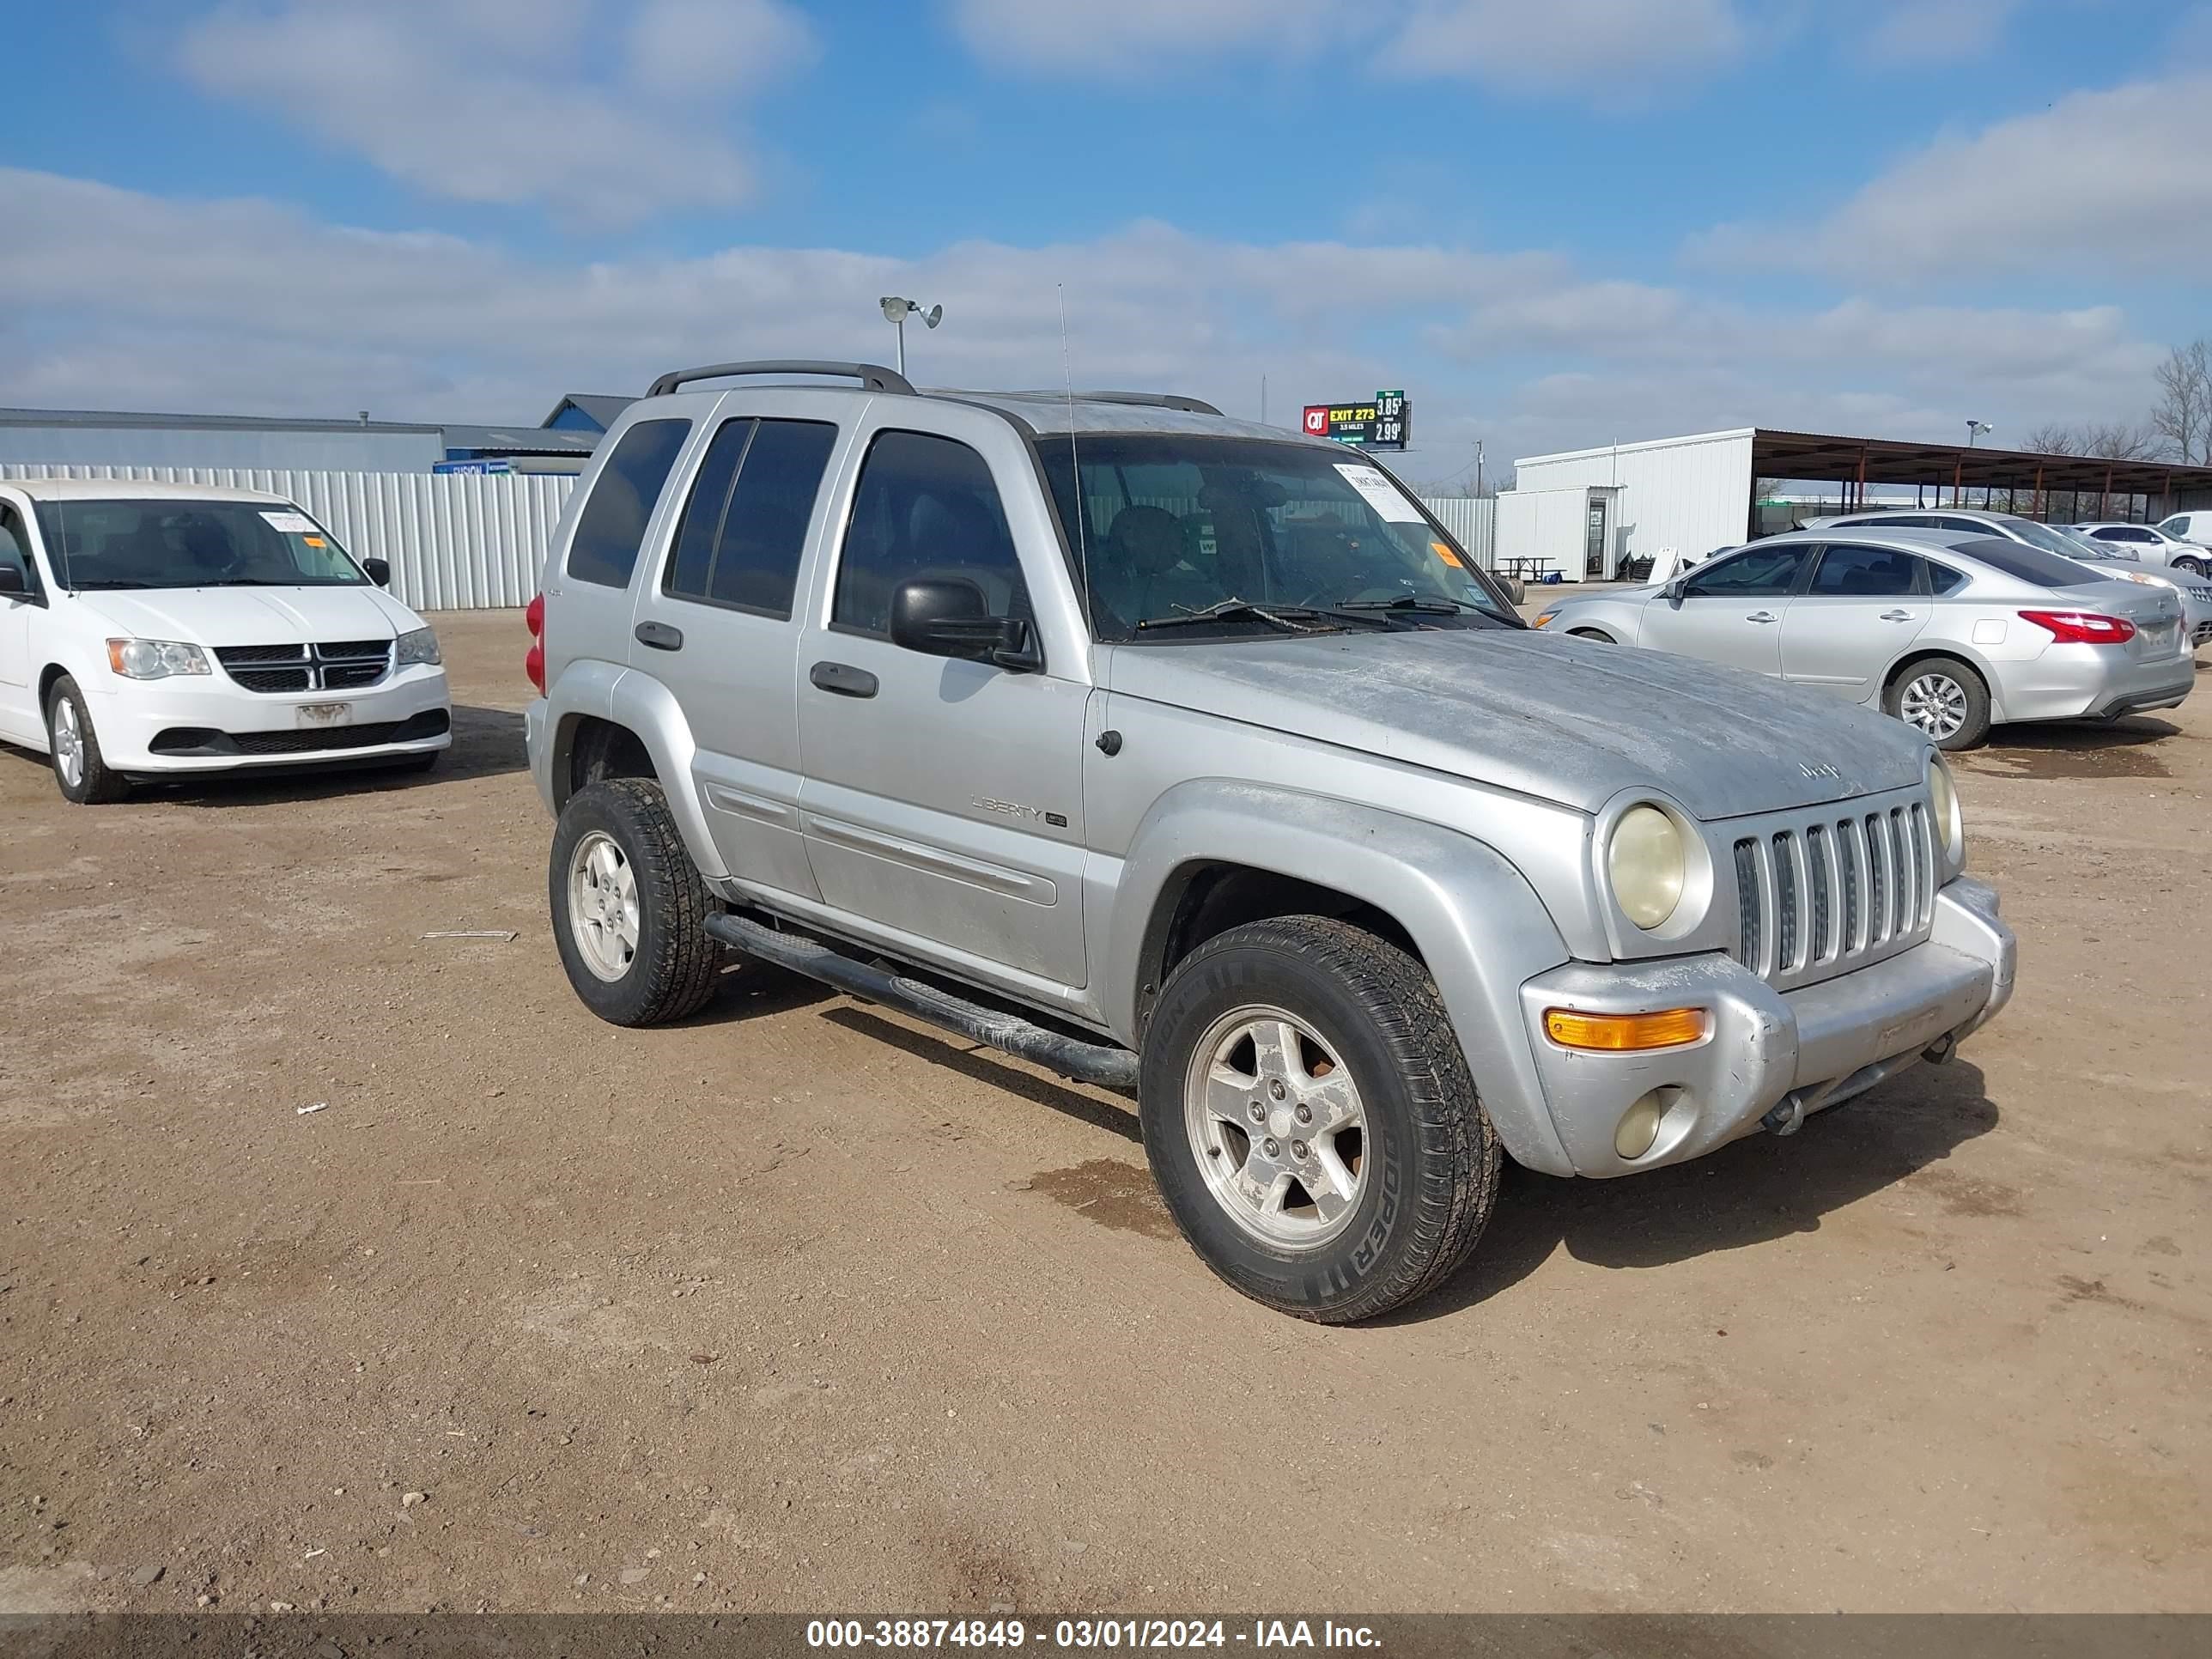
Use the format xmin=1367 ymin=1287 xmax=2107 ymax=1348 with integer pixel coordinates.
xmin=1885 ymin=654 xmax=1991 ymax=750
xmin=1899 ymin=672 xmax=1970 ymax=742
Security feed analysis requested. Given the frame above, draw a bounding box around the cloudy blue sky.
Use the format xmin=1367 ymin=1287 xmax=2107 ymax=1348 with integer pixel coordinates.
xmin=5 ymin=0 xmax=2208 ymax=479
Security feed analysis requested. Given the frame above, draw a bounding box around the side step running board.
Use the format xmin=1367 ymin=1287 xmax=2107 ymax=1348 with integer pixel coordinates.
xmin=704 ymin=912 xmax=1140 ymax=1090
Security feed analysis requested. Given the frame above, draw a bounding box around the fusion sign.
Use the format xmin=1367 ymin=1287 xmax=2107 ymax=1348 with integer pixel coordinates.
xmin=1302 ymin=389 xmax=1409 ymax=451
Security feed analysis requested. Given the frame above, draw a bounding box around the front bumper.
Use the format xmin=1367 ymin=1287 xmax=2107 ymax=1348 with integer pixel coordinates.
xmin=92 ymin=665 xmax=453 ymax=772
xmin=1518 ymin=877 xmax=2015 ymax=1177
xmin=1996 ymin=642 xmax=2194 ymax=723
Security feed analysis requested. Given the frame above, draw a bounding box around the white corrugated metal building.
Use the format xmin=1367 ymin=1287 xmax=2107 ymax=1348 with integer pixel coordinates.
xmin=1495 ymin=428 xmax=1755 ymax=583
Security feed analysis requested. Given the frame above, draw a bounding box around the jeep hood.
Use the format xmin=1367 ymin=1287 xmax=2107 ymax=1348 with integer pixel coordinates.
xmin=1102 ymin=629 xmax=1927 ymax=821
xmin=69 ymin=585 xmax=421 ymax=647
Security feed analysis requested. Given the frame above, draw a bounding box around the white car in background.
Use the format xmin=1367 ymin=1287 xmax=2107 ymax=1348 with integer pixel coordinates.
xmin=2076 ymin=521 xmax=2209 ymax=576
xmin=0 ymin=480 xmax=451 ymax=803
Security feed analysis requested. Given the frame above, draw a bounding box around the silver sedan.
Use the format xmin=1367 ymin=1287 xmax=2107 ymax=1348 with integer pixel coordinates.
xmin=1530 ymin=527 xmax=2193 ymax=750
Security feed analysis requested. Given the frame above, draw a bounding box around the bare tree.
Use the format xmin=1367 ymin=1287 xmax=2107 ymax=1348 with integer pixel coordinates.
xmin=2025 ymin=423 xmax=2081 ymax=456
xmin=2153 ymin=338 xmax=2211 ymax=465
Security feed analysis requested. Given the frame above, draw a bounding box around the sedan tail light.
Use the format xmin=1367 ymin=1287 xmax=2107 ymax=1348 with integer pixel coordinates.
xmin=2019 ymin=609 xmax=2136 ymax=645
xmin=525 ymin=592 xmax=546 ymax=693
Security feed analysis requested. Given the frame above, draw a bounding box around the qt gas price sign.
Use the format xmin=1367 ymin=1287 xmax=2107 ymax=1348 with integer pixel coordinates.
xmin=1302 ymin=389 xmax=1409 ymax=450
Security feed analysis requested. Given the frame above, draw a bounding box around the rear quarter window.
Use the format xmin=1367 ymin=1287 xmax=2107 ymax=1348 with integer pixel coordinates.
xmin=567 ymin=418 xmax=693 ymax=589
xmin=1956 ymin=538 xmax=2105 ymax=589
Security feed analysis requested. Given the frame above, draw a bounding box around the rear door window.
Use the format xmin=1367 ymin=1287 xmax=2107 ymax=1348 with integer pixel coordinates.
xmin=664 ymin=418 xmax=836 ymax=618
xmin=1808 ymin=544 xmax=1922 ymax=597
xmin=567 ymin=417 xmax=693 ymax=589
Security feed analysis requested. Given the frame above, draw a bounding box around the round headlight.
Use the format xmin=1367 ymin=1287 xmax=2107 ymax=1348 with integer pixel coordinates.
xmin=1928 ymin=755 xmax=1963 ymax=861
xmin=1609 ymin=805 xmax=1686 ymax=930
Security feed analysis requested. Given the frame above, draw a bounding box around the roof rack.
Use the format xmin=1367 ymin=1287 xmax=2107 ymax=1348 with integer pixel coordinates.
xmin=645 ymin=360 xmax=915 ymax=398
xmin=997 ymin=390 xmax=1224 ymax=416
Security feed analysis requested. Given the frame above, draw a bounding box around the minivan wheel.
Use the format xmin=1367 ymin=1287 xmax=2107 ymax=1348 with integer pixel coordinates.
xmin=550 ymin=778 xmax=720 ymax=1025
xmin=1139 ymin=916 xmax=1499 ymax=1324
xmin=46 ymin=677 xmax=129 ymax=804
xmin=1887 ymin=656 xmax=1991 ymax=750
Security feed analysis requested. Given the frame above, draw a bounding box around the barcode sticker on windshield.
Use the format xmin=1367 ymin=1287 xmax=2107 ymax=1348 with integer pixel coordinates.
xmin=260 ymin=510 xmax=317 ymax=534
xmin=1334 ymin=464 xmax=1425 ymax=523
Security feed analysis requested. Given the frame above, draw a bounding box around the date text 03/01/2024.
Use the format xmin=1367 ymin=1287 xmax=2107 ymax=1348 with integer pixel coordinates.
xmin=804 ymin=1618 xmax=1382 ymax=1650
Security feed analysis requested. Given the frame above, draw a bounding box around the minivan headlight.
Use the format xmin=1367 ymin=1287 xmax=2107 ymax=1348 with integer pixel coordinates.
xmin=106 ymin=638 xmax=210 ymax=679
xmin=1609 ymin=804 xmax=1686 ymax=929
xmin=395 ymin=626 xmax=442 ymax=667
xmin=1928 ymin=754 xmax=1964 ymax=864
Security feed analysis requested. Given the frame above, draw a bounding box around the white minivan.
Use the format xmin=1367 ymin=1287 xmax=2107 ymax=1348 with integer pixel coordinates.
xmin=0 ymin=480 xmax=452 ymax=803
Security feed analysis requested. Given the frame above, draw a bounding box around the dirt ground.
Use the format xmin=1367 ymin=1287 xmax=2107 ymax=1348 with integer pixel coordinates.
xmin=1 ymin=609 xmax=2206 ymax=1617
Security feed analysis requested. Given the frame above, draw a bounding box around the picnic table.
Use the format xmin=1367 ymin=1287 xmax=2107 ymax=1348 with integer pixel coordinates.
xmin=1499 ymin=556 xmax=1558 ymax=581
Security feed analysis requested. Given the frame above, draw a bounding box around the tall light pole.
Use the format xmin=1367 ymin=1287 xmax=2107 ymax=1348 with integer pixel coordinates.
xmin=1966 ymin=419 xmax=1993 ymax=447
xmin=878 ymin=296 xmax=941 ymax=377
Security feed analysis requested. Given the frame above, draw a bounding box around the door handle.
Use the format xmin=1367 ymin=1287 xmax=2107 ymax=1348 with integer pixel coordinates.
xmin=1879 ymin=610 xmax=1915 ymax=622
xmin=810 ymin=660 xmax=878 ymax=699
xmin=1746 ymin=611 xmax=1779 ymax=623
xmin=634 ymin=621 xmax=684 ymax=651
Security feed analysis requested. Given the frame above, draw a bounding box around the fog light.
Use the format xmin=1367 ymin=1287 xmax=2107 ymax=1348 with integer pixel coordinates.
xmin=1615 ymin=1091 xmax=1667 ymax=1160
xmin=1544 ymin=1006 xmax=1707 ymax=1051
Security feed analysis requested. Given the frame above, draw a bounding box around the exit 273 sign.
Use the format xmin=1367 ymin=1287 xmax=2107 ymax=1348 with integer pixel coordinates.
xmin=1302 ymin=389 xmax=1409 ymax=450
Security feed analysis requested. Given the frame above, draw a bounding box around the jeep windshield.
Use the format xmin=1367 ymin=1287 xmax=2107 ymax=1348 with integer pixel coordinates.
xmin=1038 ymin=435 xmax=1518 ymax=641
xmin=34 ymin=499 xmax=371 ymax=590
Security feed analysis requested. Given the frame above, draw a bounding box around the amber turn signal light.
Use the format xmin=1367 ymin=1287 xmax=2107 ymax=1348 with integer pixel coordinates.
xmin=1543 ymin=1007 xmax=1708 ymax=1052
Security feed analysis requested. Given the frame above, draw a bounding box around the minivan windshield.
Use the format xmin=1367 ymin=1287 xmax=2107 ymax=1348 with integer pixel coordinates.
xmin=34 ymin=499 xmax=369 ymax=590
xmin=1037 ymin=435 xmax=1516 ymax=641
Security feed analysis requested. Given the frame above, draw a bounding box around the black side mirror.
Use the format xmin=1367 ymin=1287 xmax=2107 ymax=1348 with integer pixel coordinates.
xmin=362 ymin=557 xmax=392 ymax=587
xmin=890 ymin=579 xmax=1041 ymax=672
xmin=0 ymin=565 xmax=25 ymax=597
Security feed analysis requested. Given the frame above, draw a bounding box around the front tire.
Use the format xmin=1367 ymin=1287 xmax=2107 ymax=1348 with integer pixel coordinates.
xmin=46 ymin=677 xmax=129 ymax=804
xmin=2173 ymin=555 xmax=2206 ymax=578
xmin=1139 ymin=916 xmax=1499 ymax=1324
xmin=550 ymin=778 xmax=720 ymax=1026
xmin=1886 ymin=655 xmax=1991 ymax=750
xmin=1565 ymin=627 xmax=1615 ymax=643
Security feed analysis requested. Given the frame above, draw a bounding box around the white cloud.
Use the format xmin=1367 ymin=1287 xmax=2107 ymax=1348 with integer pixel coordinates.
xmin=949 ymin=0 xmax=1749 ymax=93
xmin=0 ymin=167 xmax=2168 ymax=471
xmin=947 ymin=0 xmax=1346 ymax=77
xmin=1372 ymin=0 xmax=1747 ymax=90
xmin=1694 ymin=72 xmax=2212 ymax=280
xmin=175 ymin=0 xmax=816 ymax=225
xmin=1866 ymin=0 xmax=2025 ymax=58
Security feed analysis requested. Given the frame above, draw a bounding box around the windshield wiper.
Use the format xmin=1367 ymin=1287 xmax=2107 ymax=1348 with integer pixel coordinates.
xmin=1334 ymin=594 xmax=1486 ymax=616
xmin=69 ymin=579 xmax=155 ymax=590
xmin=1135 ymin=599 xmax=1357 ymax=635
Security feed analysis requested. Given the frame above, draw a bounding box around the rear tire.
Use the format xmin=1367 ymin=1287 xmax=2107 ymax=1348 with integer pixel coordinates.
xmin=1139 ymin=916 xmax=1499 ymax=1324
xmin=1886 ymin=655 xmax=1990 ymax=751
xmin=46 ymin=677 xmax=129 ymax=804
xmin=550 ymin=778 xmax=720 ymax=1026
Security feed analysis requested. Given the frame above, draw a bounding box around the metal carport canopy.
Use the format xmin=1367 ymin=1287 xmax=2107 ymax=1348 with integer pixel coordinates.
xmin=1752 ymin=427 xmax=2212 ymax=501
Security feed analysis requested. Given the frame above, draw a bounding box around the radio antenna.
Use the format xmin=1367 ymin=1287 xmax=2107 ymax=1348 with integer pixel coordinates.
xmin=1059 ymin=283 xmax=1092 ymax=632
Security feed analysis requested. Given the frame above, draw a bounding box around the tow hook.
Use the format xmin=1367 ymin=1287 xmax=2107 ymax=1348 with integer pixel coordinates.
xmin=1922 ymin=1033 xmax=1956 ymax=1066
xmin=1761 ymin=1093 xmax=1807 ymax=1137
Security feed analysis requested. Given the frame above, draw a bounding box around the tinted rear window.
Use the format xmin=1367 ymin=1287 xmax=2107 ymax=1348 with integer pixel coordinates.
xmin=567 ymin=418 xmax=692 ymax=589
xmin=1956 ymin=538 xmax=2103 ymax=589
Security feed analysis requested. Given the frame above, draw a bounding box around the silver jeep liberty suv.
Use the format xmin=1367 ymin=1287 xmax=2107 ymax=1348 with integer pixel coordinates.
xmin=524 ymin=360 xmax=2016 ymax=1323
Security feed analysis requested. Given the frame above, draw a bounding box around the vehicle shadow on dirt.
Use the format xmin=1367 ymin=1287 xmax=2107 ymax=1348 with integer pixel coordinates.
xmin=139 ymin=704 xmax=527 ymax=805
xmin=1395 ymin=1056 xmax=2001 ymax=1323
xmin=819 ymin=1006 xmax=1146 ymax=1146
xmin=1963 ymin=717 xmax=2185 ymax=781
